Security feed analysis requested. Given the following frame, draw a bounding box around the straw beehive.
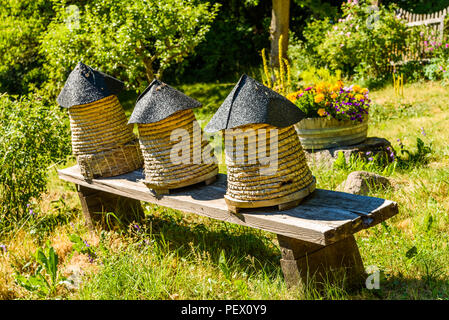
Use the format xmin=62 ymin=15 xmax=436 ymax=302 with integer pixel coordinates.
xmin=205 ymin=75 xmax=315 ymax=212
xmin=57 ymin=62 xmax=143 ymax=180
xmin=128 ymin=80 xmax=218 ymax=194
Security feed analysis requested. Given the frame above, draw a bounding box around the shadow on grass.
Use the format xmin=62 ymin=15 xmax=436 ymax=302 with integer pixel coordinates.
xmin=140 ymin=208 xmax=283 ymax=277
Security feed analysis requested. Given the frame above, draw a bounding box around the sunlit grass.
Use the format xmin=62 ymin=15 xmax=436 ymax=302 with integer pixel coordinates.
xmin=1 ymin=80 xmax=449 ymax=300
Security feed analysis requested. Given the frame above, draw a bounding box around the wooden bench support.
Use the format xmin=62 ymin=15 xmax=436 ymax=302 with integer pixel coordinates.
xmin=278 ymin=234 xmax=366 ymax=289
xmin=77 ymin=184 xmax=144 ymax=230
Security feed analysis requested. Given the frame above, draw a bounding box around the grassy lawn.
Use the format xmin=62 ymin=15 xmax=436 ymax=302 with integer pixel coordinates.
xmin=1 ymin=80 xmax=448 ymax=300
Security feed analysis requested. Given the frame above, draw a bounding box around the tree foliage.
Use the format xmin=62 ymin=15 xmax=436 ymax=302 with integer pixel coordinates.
xmin=41 ymin=0 xmax=220 ymax=94
xmin=0 ymin=0 xmax=54 ymax=94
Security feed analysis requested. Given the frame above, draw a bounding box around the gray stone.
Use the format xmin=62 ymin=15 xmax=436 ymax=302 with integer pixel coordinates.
xmin=304 ymin=137 xmax=395 ymax=168
xmin=338 ymin=171 xmax=391 ymax=195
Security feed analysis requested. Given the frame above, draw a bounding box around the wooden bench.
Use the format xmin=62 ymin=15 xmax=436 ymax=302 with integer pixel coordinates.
xmin=58 ymin=165 xmax=399 ymax=289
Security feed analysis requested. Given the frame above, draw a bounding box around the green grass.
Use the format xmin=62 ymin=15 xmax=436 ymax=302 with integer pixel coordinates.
xmin=1 ymin=80 xmax=449 ymax=300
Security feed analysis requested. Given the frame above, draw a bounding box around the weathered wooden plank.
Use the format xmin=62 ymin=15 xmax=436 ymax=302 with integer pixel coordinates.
xmin=58 ymin=165 xmax=398 ymax=245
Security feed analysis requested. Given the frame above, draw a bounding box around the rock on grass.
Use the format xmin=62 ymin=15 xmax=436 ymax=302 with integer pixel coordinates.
xmin=338 ymin=171 xmax=391 ymax=195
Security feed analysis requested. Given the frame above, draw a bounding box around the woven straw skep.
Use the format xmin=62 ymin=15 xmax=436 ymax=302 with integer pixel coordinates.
xmin=225 ymin=124 xmax=314 ymax=201
xmin=69 ymin=95 xmax=143 ymax=180
xmin=138 ymin=109 xmax=218 ymax=188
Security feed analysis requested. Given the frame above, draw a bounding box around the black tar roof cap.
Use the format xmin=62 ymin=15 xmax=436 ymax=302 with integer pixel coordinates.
xmin=204 ymin=74 xmax=306 ymax=132
xmin=57 ymin=62 xmax=125 ymax=108
xmin=128 ymin=79 xmax=202 ymax=124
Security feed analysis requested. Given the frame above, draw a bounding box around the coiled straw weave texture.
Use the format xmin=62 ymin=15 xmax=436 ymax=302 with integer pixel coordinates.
xmin=138 ymin=109 xmax=218 ymax=188
xmin=225 ymin=124 xmax=314 ymax=201
xmin=69 ymin=95 xmax=143 ymax=180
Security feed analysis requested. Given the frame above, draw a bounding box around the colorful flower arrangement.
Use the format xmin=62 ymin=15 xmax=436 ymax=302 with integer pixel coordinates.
xmin=286 ymin=81 xmax=370 ymax=122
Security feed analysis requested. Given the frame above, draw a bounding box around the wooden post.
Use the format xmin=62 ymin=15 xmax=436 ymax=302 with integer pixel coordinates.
xmin=277 ymin=234 xmax=366 ymax=290
xmin=77 ymin=184 xmax=144 ymax=230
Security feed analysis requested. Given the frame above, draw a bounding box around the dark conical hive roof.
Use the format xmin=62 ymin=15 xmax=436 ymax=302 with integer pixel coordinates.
xmin=204 ymin=74 xmax=306 ymax=133
xmin=128 ymin=79 xmax=202 ymax=124
xmin=57 ymin=62 xmax=125 ymax=108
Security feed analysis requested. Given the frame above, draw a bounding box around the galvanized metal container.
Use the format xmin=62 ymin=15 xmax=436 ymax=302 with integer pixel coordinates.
xmin=294 ymin=116 xmax=368 ymax=150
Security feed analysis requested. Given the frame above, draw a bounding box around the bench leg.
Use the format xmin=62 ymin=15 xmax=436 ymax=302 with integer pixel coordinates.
xmin=77 ymin=184 xmax=144 ymax=230
xmin=277 ymin=234 xmax=366 ymax=290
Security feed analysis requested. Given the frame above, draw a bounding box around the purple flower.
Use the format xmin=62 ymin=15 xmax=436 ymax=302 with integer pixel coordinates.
xmin=368 ymin=157 xmax=374 ymax=161
xmin=84 ymin=240 xmax=90 ymax=247
xmin=87 ymin=254 xmax=95 ymax=263
xmin=366 ymin=151 xmax=372 ymax=156
xmin=0 ymin=244 xmax=6 ymax=253
xmin=420 ymin=127 xmax=426 ymax=136
xmin=304 ymin=87 xmax=312 ymax=91
xmin=29 ymin=209 xmax=34 ymax=216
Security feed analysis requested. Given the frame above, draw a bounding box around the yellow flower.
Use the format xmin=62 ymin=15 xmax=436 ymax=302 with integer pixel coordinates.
xmin=352 ymin=84 xmax=361 ymax=93
xmin=286 ymin=92 xmax=297 ymax=102
xmin=362 ymin=88 xmax=369 ymax=94
xmin=330 ymin=85 xmax=340 ymax=92
xmin=317 ymin=108 xmax=327 ymax=117
xmin=331 ymin=92 xmax=338 ymax=99
xmin=355 ymin=94 xmax=364 ymax=101
xmin=315 ymin=82 xmax=329 ymax=94
xmin=314 ymin=93 xmax=325 ymax=103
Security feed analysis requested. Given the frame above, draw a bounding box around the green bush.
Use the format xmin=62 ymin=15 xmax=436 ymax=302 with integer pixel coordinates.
xmin=316 ymin=1 xmax=408 ymax=80
xmin=40 ymin=0 xmax=220 ymax=96
xmin=291 ymin=1 xmax=409 ymax=82
xmin=0 ymin=94 xmax=71 ymax=230
xmin=0 ymin=0 xmax=54 ymax=95
xmin=423 ymin=41 xmax=449 ymax=83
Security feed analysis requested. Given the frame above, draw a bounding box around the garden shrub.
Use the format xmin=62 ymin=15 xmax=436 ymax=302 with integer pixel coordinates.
xmin=423 ymin=41 xmax=449 ymax=83
xmin=40 ymin=0 xmax=220 ymax=96
xmin=289 ymin=1 xmax=409 ymax=83
xmin=0 ymin=94 xmax=71 ymax=229
xmin=315 ymin=1 xmax=408 ymax=80
xmin=0 ymin=0 xmax=54 ymax=95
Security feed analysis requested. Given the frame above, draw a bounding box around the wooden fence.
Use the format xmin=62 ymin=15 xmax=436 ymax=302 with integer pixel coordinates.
xmin=388 ymin=7 xmax=449 ymax=70
xmin=397 ymin=7 xmax=448 ymax=42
